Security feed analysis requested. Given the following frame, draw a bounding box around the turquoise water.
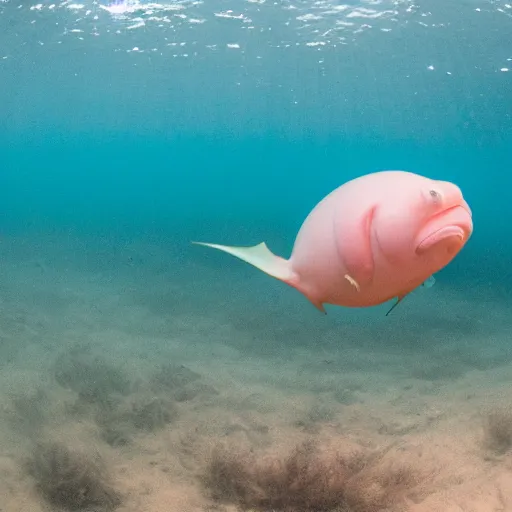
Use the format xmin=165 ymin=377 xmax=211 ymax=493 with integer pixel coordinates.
xmin=1 ymin=1 xmax=512 ymax=511
xmin=1 ymin=1 xmax=510 ymax=283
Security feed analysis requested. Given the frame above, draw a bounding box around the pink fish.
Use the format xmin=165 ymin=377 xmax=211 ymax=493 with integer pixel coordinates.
xmin=193 ymin=170 xmax=473 ymax=314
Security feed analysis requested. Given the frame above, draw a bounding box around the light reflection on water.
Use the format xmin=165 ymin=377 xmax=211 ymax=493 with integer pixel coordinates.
xmin=0 ymin=0 xmax=509 ymax=143
xmin=6 ymin=0 xmax=510 ymax=53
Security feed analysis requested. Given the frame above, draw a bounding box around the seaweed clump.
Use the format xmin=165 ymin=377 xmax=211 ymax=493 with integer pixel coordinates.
xmin=202 ymin=440 xmax=418 ymax=512
xmin=95 ymin=395 xmax=179 ymax=447
xmin=7 ymin=388 xmax=49 ymax=436
xmin=483 ymin=408 xmax=512 ymax=454
xmin=54 ymin=347 xmax=132 ymax=408
xmin=150 ymin=363 xmax=218 ymax=402
xmin=27 ymin=441 xmax=121 ymax=511
xmin=130 ymin=396 xmax=178 ymax=431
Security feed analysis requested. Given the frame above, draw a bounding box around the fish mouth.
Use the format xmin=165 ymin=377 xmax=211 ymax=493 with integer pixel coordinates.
xmin=416 ymin=205 xmax=473 ymax=255
xmin=416 ymin=225 xmax=466 ymax=254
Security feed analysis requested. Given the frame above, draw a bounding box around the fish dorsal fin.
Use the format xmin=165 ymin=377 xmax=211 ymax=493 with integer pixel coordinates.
xmin=192 ymin=241 xmax=294 ymax=282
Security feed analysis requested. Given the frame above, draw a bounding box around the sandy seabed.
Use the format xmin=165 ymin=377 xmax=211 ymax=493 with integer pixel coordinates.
xmin=0 ymin=233 xmax=512 ymax=512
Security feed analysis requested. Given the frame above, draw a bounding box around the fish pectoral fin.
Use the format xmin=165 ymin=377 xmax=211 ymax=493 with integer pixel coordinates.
xmin=192 ymin=241 xmax=295 ymax=283
xmin=385 ymin=294 xmax=406 ymax=316
xmin=386 ymin=276 xmax=435 ymax=316
xmin=421 ymin=275 xmax=436 ymax=289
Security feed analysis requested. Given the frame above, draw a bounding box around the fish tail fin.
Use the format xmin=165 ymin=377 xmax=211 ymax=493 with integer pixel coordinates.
xmin=193 ymin=241 xmax=326 ymax=314
xmin=192 ymin=241 xmax=294 ymax=282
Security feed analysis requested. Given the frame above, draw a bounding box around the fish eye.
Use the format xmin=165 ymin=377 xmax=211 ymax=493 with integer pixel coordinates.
xmin=428 ymin=189 xmax=442 ymax=203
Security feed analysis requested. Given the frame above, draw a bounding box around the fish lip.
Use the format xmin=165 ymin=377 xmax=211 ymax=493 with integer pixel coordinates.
xmin=459 ymin=200 xmax=472 ymax=218
xmin=416 ymin=205 xmax=472 ymax=254
xmin=416 ymin=225 xmax=465 ymax=254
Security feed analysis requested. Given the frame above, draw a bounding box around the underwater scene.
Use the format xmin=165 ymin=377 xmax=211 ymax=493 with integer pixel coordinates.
xmin=1 ymin=0 xmax=512 ymax=510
